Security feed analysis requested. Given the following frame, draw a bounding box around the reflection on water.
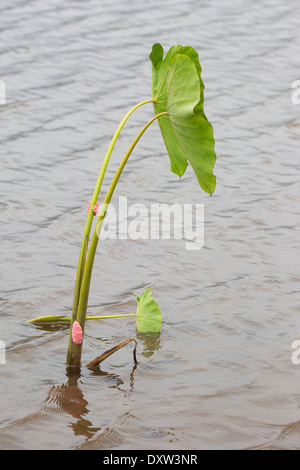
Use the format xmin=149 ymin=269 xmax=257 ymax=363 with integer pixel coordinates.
xmin=40 ymin=336 xmax=158 ymax=443
xmin=137 ymin=333 xmax=161 ymax=358
xmin=1 ymin=0 xmax=300 ymax=451
xmin=25 ymin=335 xmax=158 ymax=446
xmin=44 ymin=372 xmax=101 ymax=440
xmin=43 ymin=362 xmax=138 ymax=443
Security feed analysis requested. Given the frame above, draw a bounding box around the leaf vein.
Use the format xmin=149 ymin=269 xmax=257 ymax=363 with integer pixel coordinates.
xmin=169 ymin=126 xmax=198 ymax=140
xmin=158 ymin=79 xmax=195 ymax=99
xmin=167 ymin=98 xmax=195 ymax=111
xmin=169 ymin=116 xmax=199 ymax=129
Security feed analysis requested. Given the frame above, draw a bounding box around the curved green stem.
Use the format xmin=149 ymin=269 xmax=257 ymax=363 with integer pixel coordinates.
xmin=67 ymin=111 xmax=167 ymax=366
xmin=67 ymin=100 xmax=153 ymax=364
xmin=71 ymin=99 xmax=153 ymax=324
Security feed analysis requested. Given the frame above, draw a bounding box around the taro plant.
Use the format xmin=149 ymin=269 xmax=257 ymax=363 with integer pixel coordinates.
xmin=28 ymin=43 xmax=217 ymax=367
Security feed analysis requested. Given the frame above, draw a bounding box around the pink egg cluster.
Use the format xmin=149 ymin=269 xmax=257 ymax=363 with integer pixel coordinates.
xmin=87 ymin=201 xmax=99 ymax=216
xmin=72 ymin=321 xmax=83 ymax=345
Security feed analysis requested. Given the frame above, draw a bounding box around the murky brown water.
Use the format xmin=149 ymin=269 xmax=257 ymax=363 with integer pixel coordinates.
xmin=1 ymin=0 xmax=300 ymax=450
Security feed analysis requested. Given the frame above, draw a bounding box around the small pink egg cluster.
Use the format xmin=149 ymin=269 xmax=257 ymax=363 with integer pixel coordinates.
xmin=87 ymin=201 xmax=99 ymax=216
xmin=72 ymin=321 xmax=83 ymax=345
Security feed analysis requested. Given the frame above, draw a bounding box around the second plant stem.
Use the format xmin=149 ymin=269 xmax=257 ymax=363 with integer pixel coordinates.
xmin=67 ymin=110 xmax=167 ymax=366
xmin=70 ymin=99 xmax=153 ymax=327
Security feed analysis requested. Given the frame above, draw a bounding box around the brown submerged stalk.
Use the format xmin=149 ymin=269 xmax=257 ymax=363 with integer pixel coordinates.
xmin=86 ymin=338 xmax=138 ymax=368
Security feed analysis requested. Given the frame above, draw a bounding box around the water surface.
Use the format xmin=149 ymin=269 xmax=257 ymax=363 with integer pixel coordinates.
xmin=0 ymin=0 xmax=300 ymax=450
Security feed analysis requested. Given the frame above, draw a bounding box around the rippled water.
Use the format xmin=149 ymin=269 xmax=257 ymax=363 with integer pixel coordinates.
xmin=1 ymin=0 xmax=300 ymax=450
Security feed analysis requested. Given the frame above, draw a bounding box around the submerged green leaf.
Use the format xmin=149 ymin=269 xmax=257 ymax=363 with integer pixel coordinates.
xmin=150 ymin=43 xmax=216 ymax=195
xmin=136 ymin=288 xmax=162 ymax=334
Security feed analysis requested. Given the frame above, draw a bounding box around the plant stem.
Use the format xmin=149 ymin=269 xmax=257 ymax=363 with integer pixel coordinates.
xmin=67 ymin=110 xmax=167 ymax=366
xmin=27 ymin=314 xmax=136 ymax=323
xmin=67 ymin=100 xmax=153 ymax=363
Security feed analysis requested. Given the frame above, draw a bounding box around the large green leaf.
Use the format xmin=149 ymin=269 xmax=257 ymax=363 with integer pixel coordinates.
xmin=150 ymin=43 xmax=216 ymax=195
xmin=136 ymin=288 xmax=162 ymax=334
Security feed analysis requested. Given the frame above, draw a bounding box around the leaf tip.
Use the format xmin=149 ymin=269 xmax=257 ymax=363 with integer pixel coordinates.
xmin=150 ymin=43 xmax=164 ymax=69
